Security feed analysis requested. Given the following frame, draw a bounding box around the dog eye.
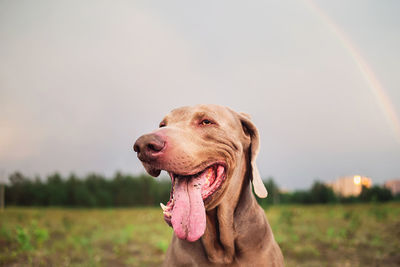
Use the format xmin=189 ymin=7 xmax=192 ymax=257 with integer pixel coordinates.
xmin=200 ymin=119 xmax=213 ymax=126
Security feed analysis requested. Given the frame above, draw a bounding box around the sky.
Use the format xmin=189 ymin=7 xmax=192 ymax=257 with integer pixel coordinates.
xmin=0 ymin=0 xmax=399 ymax=190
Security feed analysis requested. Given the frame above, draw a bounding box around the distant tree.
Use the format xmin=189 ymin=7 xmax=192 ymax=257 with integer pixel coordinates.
xmin=289 ymin=190 xmax=312 ymax=204
xmin=65 ymin=174 xmax=96 ymax=207
xmin=31 ymin=176 xmax=47 ymax=206
xmin=9 ymin=171 xmax=25 ymax=185
xmin=46 ymin=173 xmax=68 ymax=206
xmin=257 ymin=177 xmax=280 ymax=206
xmin=7 ymin=172 xmax=30 ymax=205
xmin=112 ymin=172 xmax=141 ymax=206
xmin=152 ymin=178 xmax=173 ymax=206
xmin=65 ymin=174 xmax=79 ymax=206
xmin=359 ymin=185 xmax=393 ymax=202
xmin=85 ymin=174 xmax=112 ymax=207
xmin=309 ymin=181 xmax=337 ymax=203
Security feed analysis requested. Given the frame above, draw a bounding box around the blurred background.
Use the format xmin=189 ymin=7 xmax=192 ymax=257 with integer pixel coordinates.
xmin=0 ymin=0 xmax=399 ymax=266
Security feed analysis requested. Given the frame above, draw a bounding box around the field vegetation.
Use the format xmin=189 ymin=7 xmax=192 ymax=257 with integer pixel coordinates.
xmin=1 ymin=203 xmax=399 ymax=266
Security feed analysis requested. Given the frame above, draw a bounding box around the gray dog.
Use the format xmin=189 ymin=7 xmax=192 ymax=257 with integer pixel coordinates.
xmin=134 ymin=104 xmax=284 ymax=266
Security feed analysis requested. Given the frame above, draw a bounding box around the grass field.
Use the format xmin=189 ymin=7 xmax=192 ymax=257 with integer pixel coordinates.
xmin=1 ymin=203 xmax=399 ymax=266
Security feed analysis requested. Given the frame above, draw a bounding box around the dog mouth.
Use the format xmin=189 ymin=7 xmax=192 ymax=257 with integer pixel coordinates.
xmin=160 ymin=163 xmax=226 ymax=242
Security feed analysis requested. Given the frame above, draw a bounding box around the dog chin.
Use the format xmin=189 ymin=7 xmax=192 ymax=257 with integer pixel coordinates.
xmin=143 ymin=163 xmax=161 ymax=177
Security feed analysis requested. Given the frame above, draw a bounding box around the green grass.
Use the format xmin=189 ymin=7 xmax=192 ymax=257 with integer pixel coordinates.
xmin=1 ymin=203 xmax=399 ymax=266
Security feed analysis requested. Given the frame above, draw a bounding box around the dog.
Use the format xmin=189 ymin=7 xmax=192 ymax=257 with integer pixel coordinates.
xmin=133 ymin=104 xmax=284 ymax=266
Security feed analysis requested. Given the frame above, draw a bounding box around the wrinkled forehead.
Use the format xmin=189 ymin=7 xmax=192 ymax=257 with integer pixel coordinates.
xmin=162 ymin=104 xmax=238 ymax=125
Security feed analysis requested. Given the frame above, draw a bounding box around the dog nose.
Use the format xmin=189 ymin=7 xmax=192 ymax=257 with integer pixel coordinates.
xmin=134 ymin=133 xmax=166 ymax=161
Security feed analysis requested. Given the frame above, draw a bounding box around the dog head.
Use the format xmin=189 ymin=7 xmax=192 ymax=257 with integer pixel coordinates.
xmin=133 ymin=104 xmax=267 ymax=241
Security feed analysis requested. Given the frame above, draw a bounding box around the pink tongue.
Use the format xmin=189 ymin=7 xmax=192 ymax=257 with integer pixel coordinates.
xmin=171 ymin=175 xmax=206 ymax=242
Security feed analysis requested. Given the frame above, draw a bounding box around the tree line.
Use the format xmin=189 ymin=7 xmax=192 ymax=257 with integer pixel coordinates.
xmin=257 ymin=179 xmax=396 ymax=206
xmin=4 ymin=172 xmax=171 ymax=207
xmin=3 ymin=172 xmax=397 ymax=207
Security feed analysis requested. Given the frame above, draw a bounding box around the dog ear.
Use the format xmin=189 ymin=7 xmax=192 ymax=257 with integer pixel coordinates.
xmin=239 ymin=112 xmax=268 ymax=198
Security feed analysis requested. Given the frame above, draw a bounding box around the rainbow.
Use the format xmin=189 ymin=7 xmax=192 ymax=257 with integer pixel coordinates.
xmin=305 ymin=0 xmax=400 ymax=144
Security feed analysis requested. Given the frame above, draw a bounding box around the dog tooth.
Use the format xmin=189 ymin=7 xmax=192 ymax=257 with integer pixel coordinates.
xmin=164 ymin=211 xmax=171 ymax=216
xmin=160 ymin=203 xmax=167 ymax=211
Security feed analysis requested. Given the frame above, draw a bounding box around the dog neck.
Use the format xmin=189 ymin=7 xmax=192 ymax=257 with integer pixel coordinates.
xmin=200 ymin=155 xmax=259 ymax=264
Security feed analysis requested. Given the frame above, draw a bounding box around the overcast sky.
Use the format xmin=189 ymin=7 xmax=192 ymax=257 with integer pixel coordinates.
xmin=1 ymin=0 xmax=399 ymax=189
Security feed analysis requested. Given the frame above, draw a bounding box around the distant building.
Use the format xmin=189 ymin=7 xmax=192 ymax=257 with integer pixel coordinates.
xmin=384 ymin=179 xmax=400 ymax=196
xmin=327 ymin=175 xmax=372 ymax=197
